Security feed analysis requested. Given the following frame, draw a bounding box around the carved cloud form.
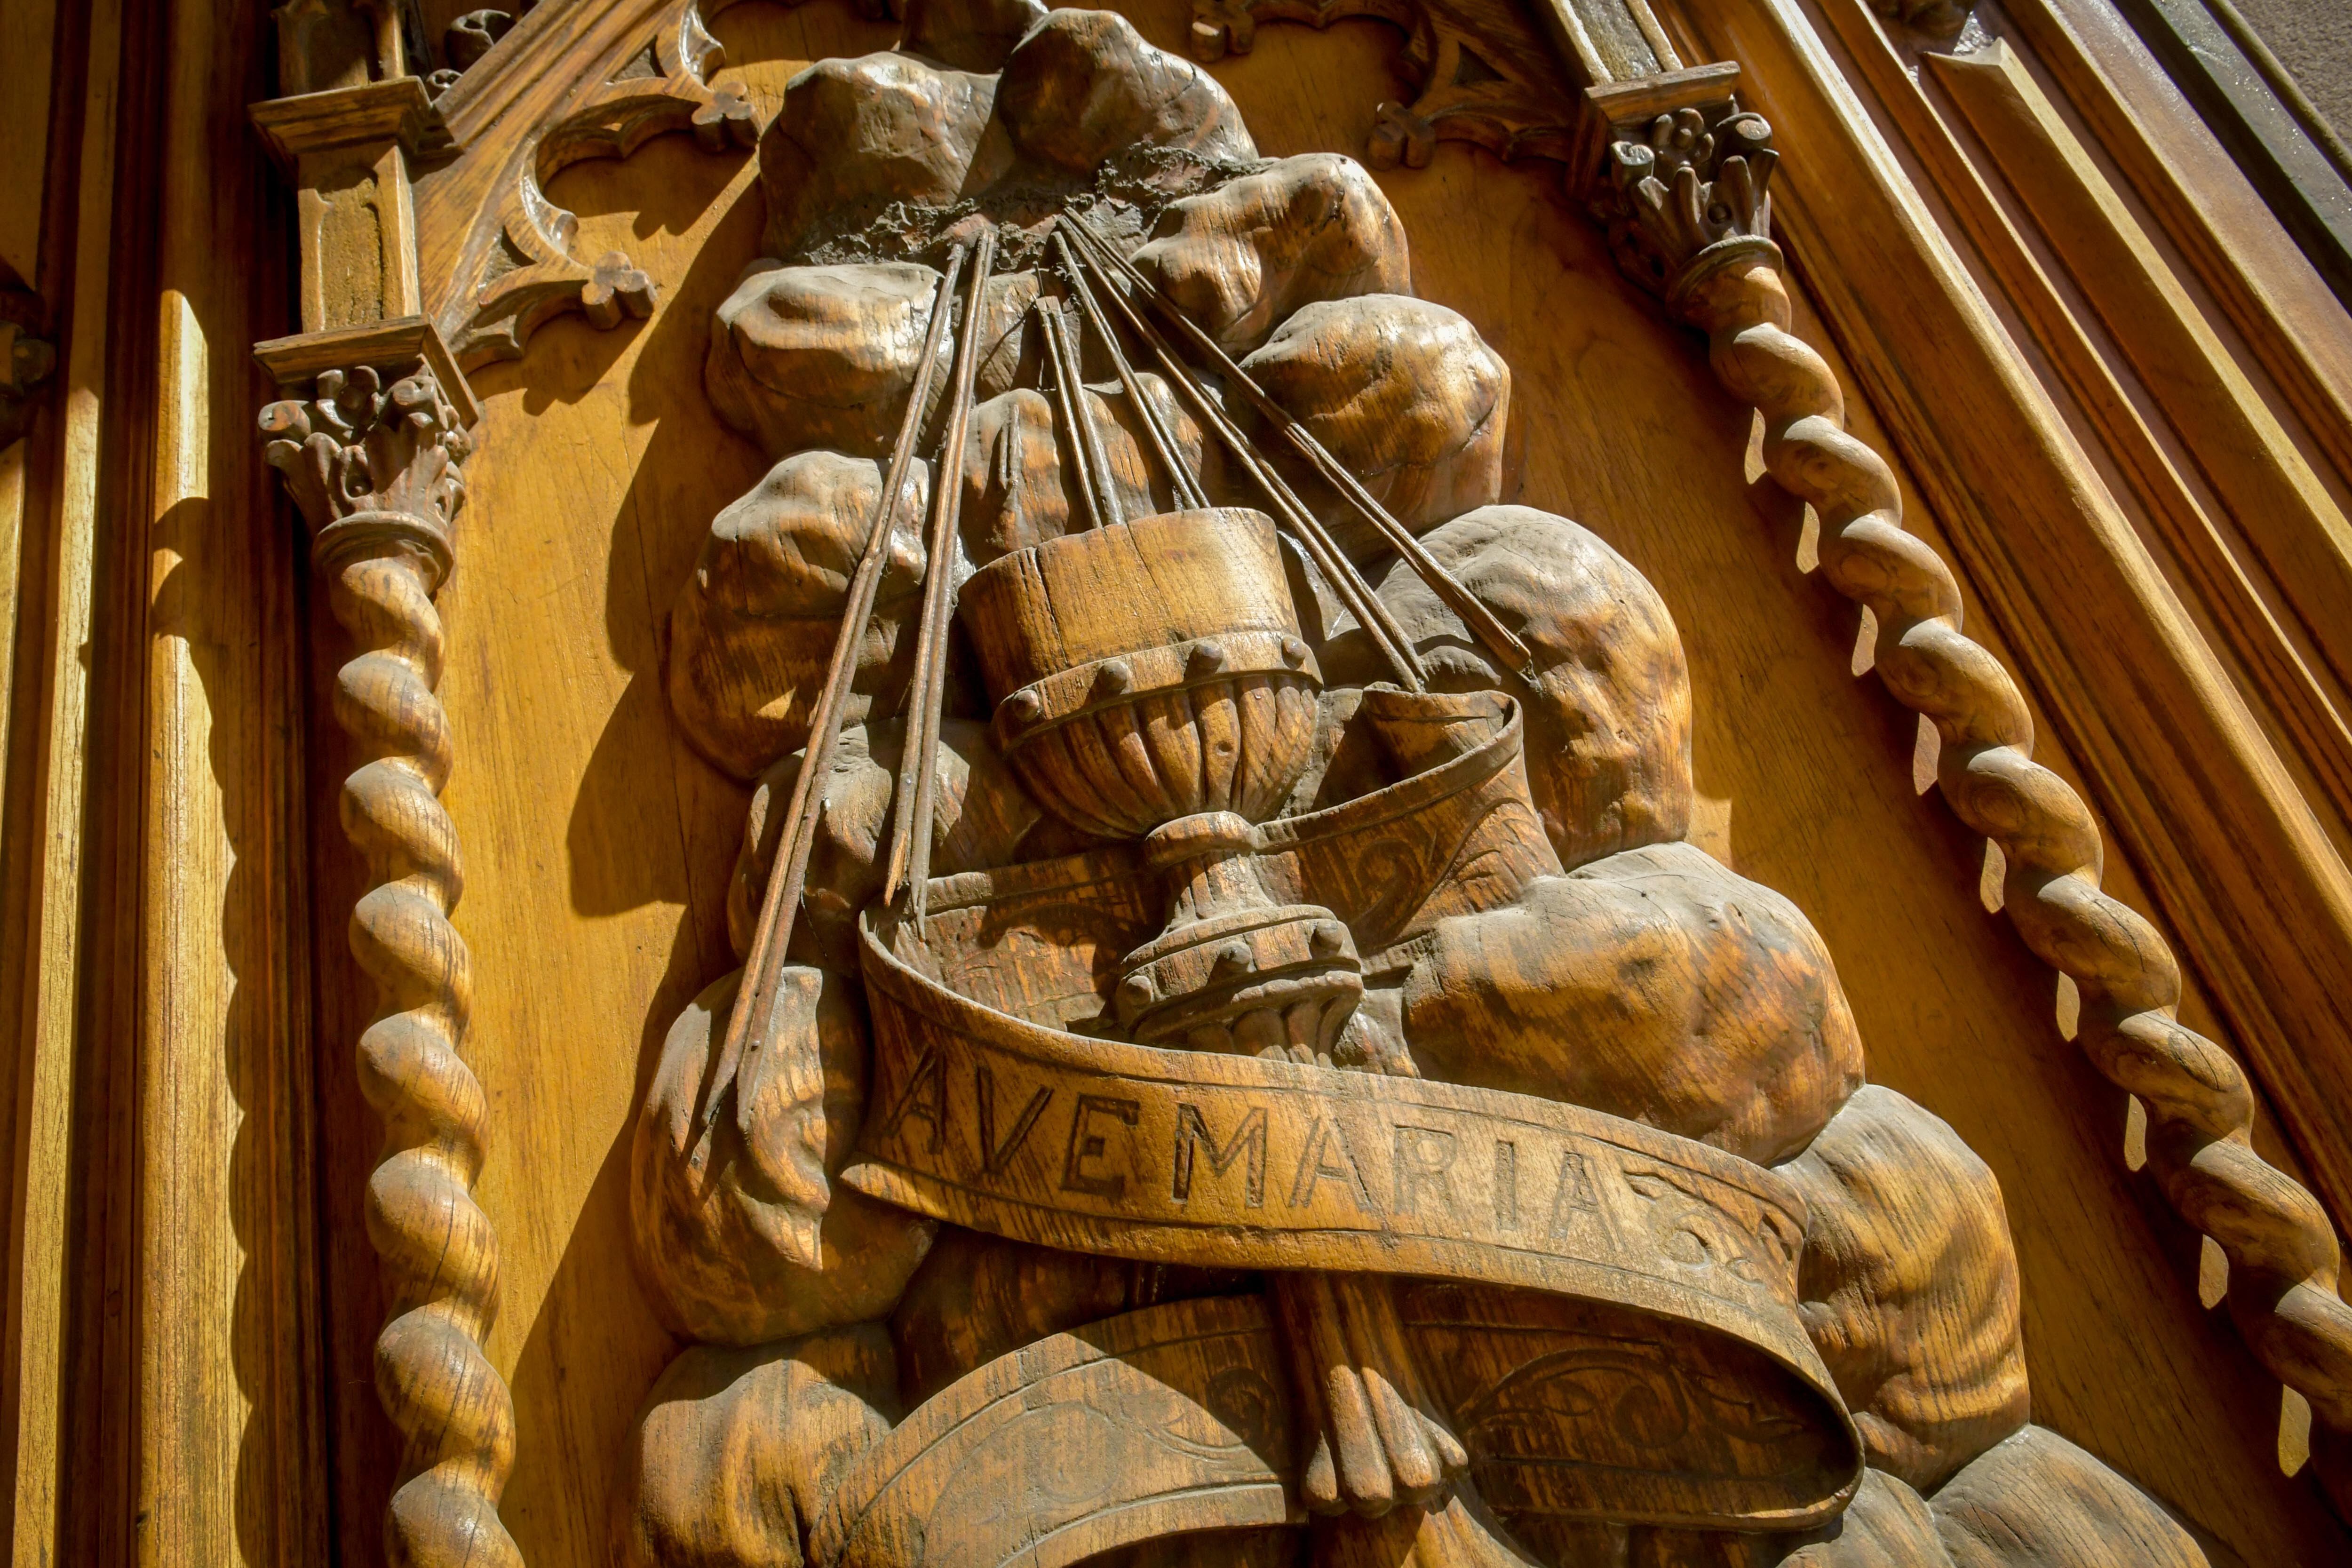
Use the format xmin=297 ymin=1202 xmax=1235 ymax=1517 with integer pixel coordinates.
xmin=683 ymin=11 xmax=1509 ymax=781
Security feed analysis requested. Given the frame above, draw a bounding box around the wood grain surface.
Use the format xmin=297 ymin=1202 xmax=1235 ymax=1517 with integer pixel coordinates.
xmin=140 ymin=0 xmax=326 ymax=1561
xmin=3 ymin=0 xmax=127 ymax=1555
xmin=300 ymin=2 xmax=2348 ymax=1562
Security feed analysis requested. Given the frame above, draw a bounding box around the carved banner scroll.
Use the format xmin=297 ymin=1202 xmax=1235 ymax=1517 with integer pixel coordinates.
xmin=852 ymin=913 xmax=1827 ymax=1368
xmin=845 ymin=915 xmax=1861 ymax=1533
xmin=811 ymin=1285 xmax=1858 ymax=1568
xmin=811 ymin=1296 xmax=1299 ymax=1568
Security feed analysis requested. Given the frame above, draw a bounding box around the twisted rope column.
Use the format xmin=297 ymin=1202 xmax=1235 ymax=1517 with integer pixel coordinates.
xmin=1603 ymin=110 xmax=2352 ymax=1460
xmin=261 ymin=359 xmax=521 ymax=1568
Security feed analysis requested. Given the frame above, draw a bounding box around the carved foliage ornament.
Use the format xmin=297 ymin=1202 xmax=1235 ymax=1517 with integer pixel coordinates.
xmin=260 ymin=359 xmax=471 ymax=573
xmin=1600 ymin=103 xmax=1777 ymax=303
xmin=441 ymin=0 xmax=757 ymax=366
xmin=608 ymin=7 xmax=2249 ymax=1567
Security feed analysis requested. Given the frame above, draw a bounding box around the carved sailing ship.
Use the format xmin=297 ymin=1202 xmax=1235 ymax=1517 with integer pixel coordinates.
xmin=615 ymin=7 xmax=2244 ymax=1566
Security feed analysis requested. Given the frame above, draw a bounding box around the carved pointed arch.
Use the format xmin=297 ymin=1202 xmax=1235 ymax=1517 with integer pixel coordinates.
xmin=416 ymin=0 xmax=770 ymax=366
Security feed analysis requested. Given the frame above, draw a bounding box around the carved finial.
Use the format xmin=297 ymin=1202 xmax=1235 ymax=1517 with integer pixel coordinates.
xmin=445 ymin=5 xmax=520 ymax=71
xmin=1601 ymin=107 xmax=1779 ymax=304
xmin=427 ymin=1 xmax=537 ymax=97
xmin=258 ymin=361 xmax=470 ymax=581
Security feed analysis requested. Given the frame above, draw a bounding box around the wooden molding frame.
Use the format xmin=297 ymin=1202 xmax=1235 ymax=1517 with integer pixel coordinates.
xmin=1765 ymin=0 xmax=2352 ymax=1200
xmin=2003 ymin=0 xmax=2352 ymax=495
xmin=1924 ymin=36 xmax=2352 ymax=822
xmin=1663 ymin=0 xmax=2352 ymax=1487
xmin=2108 ymin=0 xmax=2352 ymax=312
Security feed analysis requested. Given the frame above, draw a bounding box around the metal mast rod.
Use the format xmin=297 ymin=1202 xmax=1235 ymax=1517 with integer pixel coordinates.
xmin=886 ymin=228 xmax=998 ymax=914
xmin=1060 ymin=214 xmax=1426 ymax=691
xmin=1050 ymin=291 xmax=1126 ymax=528
xmin=1051 ymin=227 xmax=1205 ymax=511
xmin=1073 ymin=211 xmax=1538 ymax=682
xmin=1036 ymin=302 xmax=1115 ymax=532
xmin=706 ymin=243 xmax=969 ymax=1141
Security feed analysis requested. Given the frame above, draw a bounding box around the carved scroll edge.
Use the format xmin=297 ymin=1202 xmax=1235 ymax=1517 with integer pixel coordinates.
xmin=438 ymin=0 xmax=756 ymax=371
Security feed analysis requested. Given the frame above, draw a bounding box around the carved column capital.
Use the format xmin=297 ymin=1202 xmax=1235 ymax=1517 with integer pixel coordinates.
xmin=255 ymin=317 xmax=477 ymax=584
xmin=1597 ymin=104 xmax=1780 ymax=307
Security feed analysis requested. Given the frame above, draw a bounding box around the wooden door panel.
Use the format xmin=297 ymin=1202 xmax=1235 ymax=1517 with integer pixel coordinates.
xmin=224 ymin=1 xmax=2352 ymax=1564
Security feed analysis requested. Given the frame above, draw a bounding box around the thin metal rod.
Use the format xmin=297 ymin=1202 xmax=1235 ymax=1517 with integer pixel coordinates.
xmin=1057 ymin=216 xmax=1419 ymax=679
xmin=1035 ymin=303 xmax=1112 ymax=533
xmin=1073 ymin=210 xmax=1539 ymax=682
xmin=1048 ymin=292 xmax=1127 ymax=529
xmin=1051 ymin=228 xmax=1207 ymax=510
xmin=707 ymin=243 xmax=969 ymax=1140
xmin=1060 ymin=217 xmax=1426 ymax=690
xmin=886 ymin=228 xmax=997 ymax=913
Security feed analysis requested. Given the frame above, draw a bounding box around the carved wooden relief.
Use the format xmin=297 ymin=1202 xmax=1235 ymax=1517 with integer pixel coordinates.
xmin=569 ymin=7 xmax=2264 ymax=1564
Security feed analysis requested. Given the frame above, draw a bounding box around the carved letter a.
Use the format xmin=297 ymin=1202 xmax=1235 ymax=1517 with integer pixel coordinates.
xmin=1288 ymin=1115 xmax=1376 ymax=1213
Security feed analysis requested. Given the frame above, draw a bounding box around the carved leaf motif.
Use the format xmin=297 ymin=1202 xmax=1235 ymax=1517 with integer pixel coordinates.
xmin=257 ymin=363 xmax=472 ymax=536
xmin=1602 ymin=108 xmax=1779 ymax=298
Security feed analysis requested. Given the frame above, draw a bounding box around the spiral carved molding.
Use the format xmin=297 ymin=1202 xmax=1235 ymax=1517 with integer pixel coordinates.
xmin=1599 ymin=104 xmax=2352 ymax=1465
xmin=259 ymin=359 xmax=521 ymax=1568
